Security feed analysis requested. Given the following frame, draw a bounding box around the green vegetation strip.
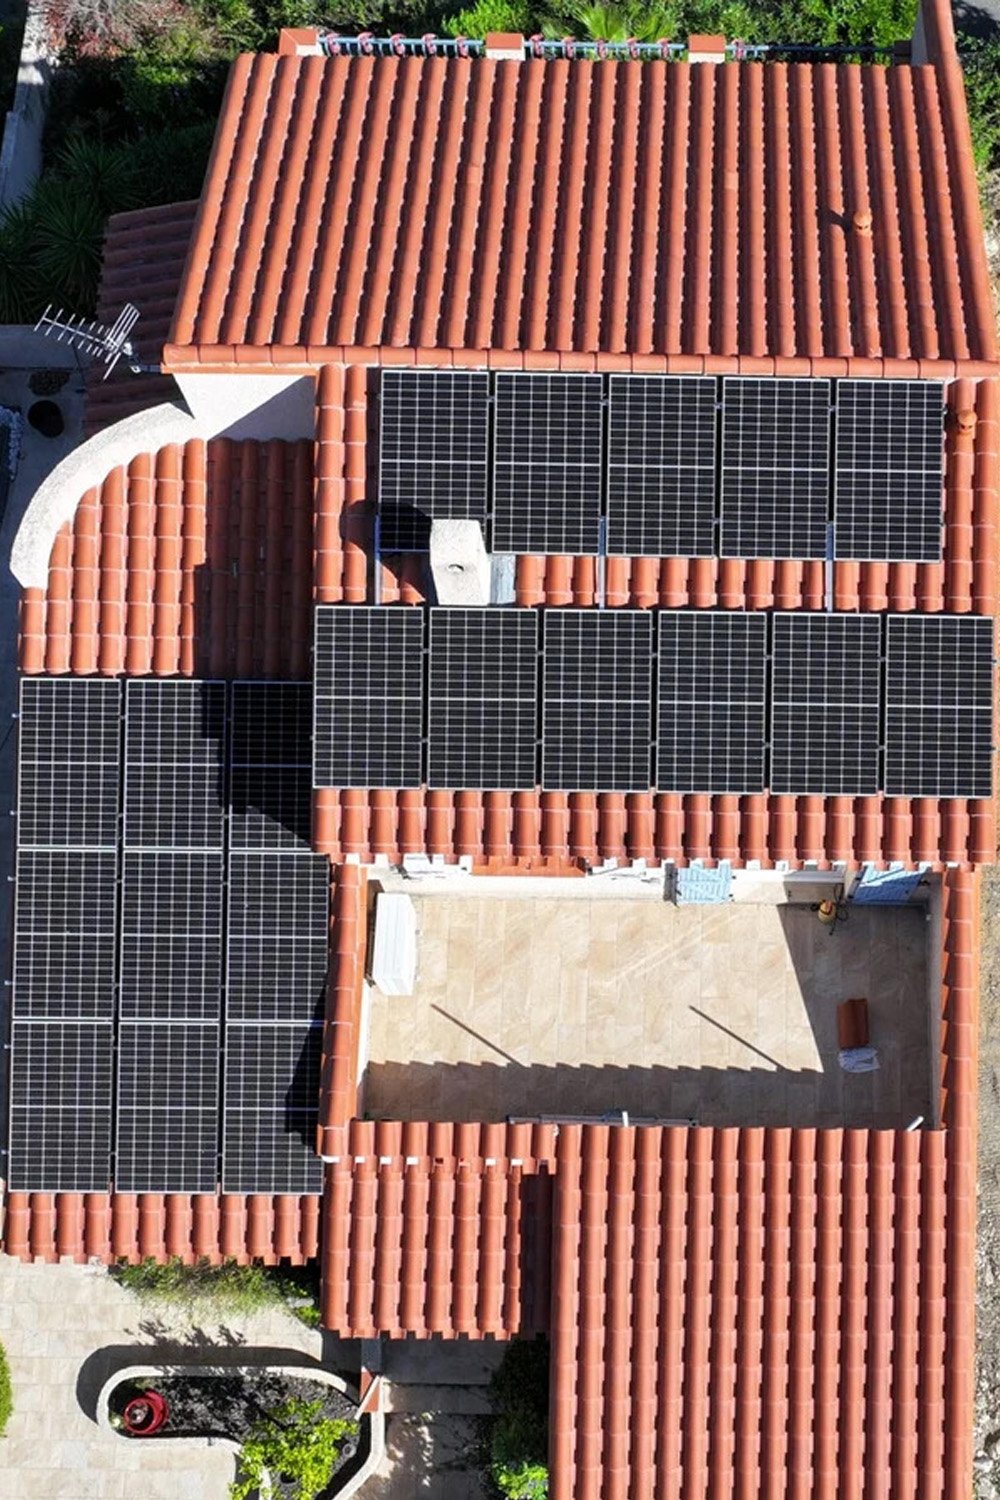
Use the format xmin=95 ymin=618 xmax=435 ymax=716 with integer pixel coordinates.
xmin=112 ymin=1258 xmax=322 ymax=1327
xmin=0 ymin=1338 xmax=12 ymax=1437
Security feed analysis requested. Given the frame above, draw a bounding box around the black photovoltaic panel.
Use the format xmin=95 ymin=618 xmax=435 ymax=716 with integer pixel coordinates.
xmin=720 ymin=379 xmax=830 ymax=559
xmin=493 ymin=373 xmax=604 ymax=554
xmin=771 ymin=613 xmax=882 ymax=795
xmin=379 ymin=370 xmax=490 ymax=551
xmin=541 ymin=610 xmax=653 ymax=792
xmin=313 ymin=607 xmax=425 ymax=788
xmin=230 ymin=682 xmax=312 ymax=850
xmin=226 ymin=854 xmax=329 ymax=1023
xmin=834 ymin=380 xmax=944 ymax=561
xmin=116 ymin=1022 xmax=220 ymax=1193
xmin=884 ymin=614 xmax=994 ymax=797
xmin=124 ymin=680 xmax=226 ymax=848
xmin=18 ymin=677 xmax=121 ymax=847
xmin=222 ymin=1022 xmax=323 ymax=1194
xmin=13 ymin=849 xmax=117 ymax=1019
xmin=426 ymin=608 xmax=539 ymax=790
xmin=607 ymin=376 xmax=718 ymax=556
xmin=7 ymin=1022 xmax=113 ymax=1191
xmin=656 ymin=612 xmax=768 ymax=793
xmin=119 ymin=851 xmax=224 ymax=1021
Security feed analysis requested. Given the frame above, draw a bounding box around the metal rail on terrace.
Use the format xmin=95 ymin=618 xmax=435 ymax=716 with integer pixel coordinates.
xmin=317 ymin=32 xmax=905 ymax=61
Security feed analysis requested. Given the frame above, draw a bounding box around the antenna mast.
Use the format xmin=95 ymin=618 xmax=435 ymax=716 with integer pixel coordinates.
xmin=33 ymin=303 xmax=141 ymax=379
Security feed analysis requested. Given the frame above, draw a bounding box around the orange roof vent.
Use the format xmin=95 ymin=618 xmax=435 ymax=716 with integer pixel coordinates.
xmin=955 ymin=407 xmax=978 ymax=434
xmin=485 ymin=31 xmax=525 ymax=58
xmin=853 ymin=208 xmax=874 ymax=236
xmin=688 ymin=33 xmax=726 ymax=62
xmin=278 ymin=26 xmax=322 ymax=54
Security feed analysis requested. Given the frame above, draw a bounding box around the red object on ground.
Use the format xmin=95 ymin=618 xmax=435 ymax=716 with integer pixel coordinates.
xmin=123 ymin=1391 xmax=169 ymax=1436
xmin=838 ymin=997 xmax=871 ymax=1050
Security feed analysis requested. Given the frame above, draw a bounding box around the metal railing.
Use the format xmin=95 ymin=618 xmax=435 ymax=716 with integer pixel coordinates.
xmin=316 ymin=31 xmax=905 ymax=62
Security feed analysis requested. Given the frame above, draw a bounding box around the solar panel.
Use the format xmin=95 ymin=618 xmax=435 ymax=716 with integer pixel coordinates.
xmin=18 ymin=678 xmax=121 ymax=847
xmin=834 ymin=380 xmax=944 ymax=561
xmin=607 ymin=376 xmax=718 ymax=556
xmin=7 ymin=1021 xmax=113 ymax=1191
xmin=124 ymin=680 xmax=226 ymax=848
xmin=230 ymin=682 xmax=312 ymax=850
xmin=119 ymin=851 xmax=224 ymax=1021
xmin=313 ymin=606 xmax=425 ymax=788
xmin=493 ymin=373 xmax=604 ymax=554
xmin=226 ymin=853 xmax=329 ymax=1023
xmin=116 ymin=1022 xmax=220 ymax=1193
xmin=770 ymin=613 xmax=882 ymax=795
xmin=656 ymin=612 xmax=768 ymax=793
xmin=720 ymin=378 xmax=830 ymax=559
xmin=12 ymin=849 xmax=117 ymax=1019
xmin=884 ymin=614 xmax=994 ymax=796
xmin=541 ymin=609 xmax=653 ymax=792
xmin=378 ymin=370 xmax=490 ymax=551
xmin=426 ymin=608 xmax=539 ymax=789
xmin=222 ymin=1022 xmax=323 ymax=1194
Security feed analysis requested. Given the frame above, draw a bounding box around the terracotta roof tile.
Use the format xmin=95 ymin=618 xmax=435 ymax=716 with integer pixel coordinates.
xmin=165 ymin=28 xmax=994 ymax=369
xmin=84 ymin=200 xmax=197 ymax=434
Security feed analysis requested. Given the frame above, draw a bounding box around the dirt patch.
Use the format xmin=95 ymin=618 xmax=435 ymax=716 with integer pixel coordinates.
xmin=976 ymin=867 xmax=1000 ymax=1495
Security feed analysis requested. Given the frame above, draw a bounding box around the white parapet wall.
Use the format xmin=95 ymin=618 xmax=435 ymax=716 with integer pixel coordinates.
xmin=11 ymin=372 xmax=317 ymax=589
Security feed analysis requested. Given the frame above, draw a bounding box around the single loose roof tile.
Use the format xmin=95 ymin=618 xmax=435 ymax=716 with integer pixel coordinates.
xmin=166 ymin=3 xmax=994 ymax=369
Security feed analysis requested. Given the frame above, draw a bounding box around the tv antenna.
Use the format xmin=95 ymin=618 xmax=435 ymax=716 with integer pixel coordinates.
xmin=33 ymin=303 xmax=140 ymax=379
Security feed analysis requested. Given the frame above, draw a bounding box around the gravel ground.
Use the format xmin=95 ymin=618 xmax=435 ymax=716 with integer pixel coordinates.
xmin=976 ymin=868 xmax=1000 ymax=1493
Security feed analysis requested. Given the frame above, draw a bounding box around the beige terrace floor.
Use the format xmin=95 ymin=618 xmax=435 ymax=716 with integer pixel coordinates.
xmin=364 ymin=895 xmax=931 ymax=1131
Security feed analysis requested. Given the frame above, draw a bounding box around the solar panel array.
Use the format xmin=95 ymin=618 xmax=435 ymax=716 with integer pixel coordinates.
xmin=379 ymin=370 xmax=490 ymax=551
xmin=117 ymin=681 xmax=226 ymax=1192
xmin=541 ymin=610 xmax=653 ymax=792
xmin=719 ymin=378 xmax=831 ymax=559
xmin=225 ymin=684 xmax=326 ymax=1194
xmin=771 ymin=614 xmax=883 ymax=795
xmin=427 ymin=608 xmax=539 ymax=789
xmin=657 ymin=612 xmax=768 ymax=793
xmin=607 ymin=375 xmax=717 ymax=556
xmin=492 ymin=373 xmax=605 ymax=554
xmin=9 ymin=678 xmax=327 ymax=1197
xmin=9 ymin=679 xmax=121 ymax=1191
xmin=378 ymin=372 xmax=945 ymax=563
xmin=315 ymin=603 xmax=994 ymax=798
xmin=834 ymin=381 xmax=944 ymax=561
xmin=230 ymin=682 xmax=312 ymax=850
xmin=884 ymin=614 xmax=994 ymax=796
xmin=314 ymin=607 xmax=425 ymax=788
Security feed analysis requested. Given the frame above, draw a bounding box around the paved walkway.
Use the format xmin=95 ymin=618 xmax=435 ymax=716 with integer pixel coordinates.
xmin=0 ymin=1255 xmax=324 ymax=1500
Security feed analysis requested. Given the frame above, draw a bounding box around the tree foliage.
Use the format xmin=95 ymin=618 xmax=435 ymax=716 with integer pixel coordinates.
xmin=489 ymin=1340 xmax=550 ymax=1500
xmin=230 ymin=1397 xmax=359 ymax=1500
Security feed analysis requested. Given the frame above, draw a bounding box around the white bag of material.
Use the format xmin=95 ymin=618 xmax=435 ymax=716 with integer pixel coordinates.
xmin=839 ymin=1046 xmax=879 ymax=1073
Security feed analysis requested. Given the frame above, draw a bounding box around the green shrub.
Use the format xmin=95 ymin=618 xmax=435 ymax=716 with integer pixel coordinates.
xmin=112 ymin=1257 xmax=323 ymax=1326
xmin=230 ymin=1397 xmax=359 ymax=1500
xmin=961 ymin=37 xmax=1000 ymax=180
xmin=0 ymin=1339 xmax=12 ymax=1437
xmin=489 ymin=1340 xmax=549 ymax=1500
xmin=444 ymin=0 xmax=538 ymax=37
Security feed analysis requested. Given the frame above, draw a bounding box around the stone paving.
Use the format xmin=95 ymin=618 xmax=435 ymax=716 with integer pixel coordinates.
xmin=0 ymin=1255 xmax=323 ymax=1500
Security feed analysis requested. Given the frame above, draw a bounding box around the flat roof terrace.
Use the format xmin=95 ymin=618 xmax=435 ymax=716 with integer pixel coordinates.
xmin=362 ymin=882 xmax=934 ymax=1132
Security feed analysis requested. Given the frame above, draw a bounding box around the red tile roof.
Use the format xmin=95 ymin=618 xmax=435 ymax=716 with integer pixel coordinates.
xmin=85 ymin=201 xmax=197 ymax=434
xmin=165 ymin=5 xmax=994 ymax=371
